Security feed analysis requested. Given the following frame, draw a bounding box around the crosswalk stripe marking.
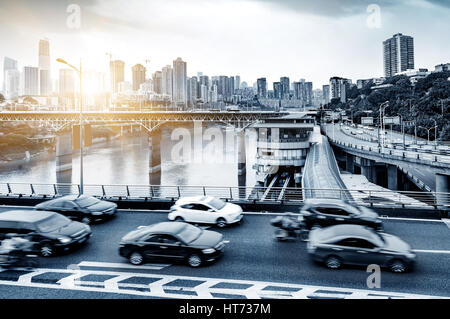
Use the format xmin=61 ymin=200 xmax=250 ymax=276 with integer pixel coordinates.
xmin=442 ymin=219 xmax=450 ymax=229
xmin=77 ymin=261 xmax=171 ymax=270
xmin=413 ymin=249 xmax=450 ymax=254
xmin=0 ymin=267 xmax=448 ymax=299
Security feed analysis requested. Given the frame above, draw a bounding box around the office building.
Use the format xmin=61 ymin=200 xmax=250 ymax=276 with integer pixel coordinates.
xmin=4 ymin=69 xmax=20 ymax=99
xmin=132 ymin=64 xmax=146 ymax=92
xmin=3 ymin=57 xmax=18 ymax=93
xmin=39 ymin=38 xmax=51 ymax=96
xmin=235 ymin=76 xmax=240 ymax=91
xmin=59 ymin=69 xmax=76 ymax=108
xmin=172 ymin=57 xmax=187 ymax=109
xmin=110 ymin=60 xmax=125 ymax=94
xmin=330 ymin=77 xmax=351 ymax=102
xmin=383 ymin=33 xmax=414 ymax=78
xmin=273 ymin=82 xmax=282 ymax=99
xmin=280 ymin=77 xmax=290 ymax=99
xmin=152 ymin=71 xmax=162 ymax=94
xmin=162 ymin=65 xmax=173 ymax=98
xmin=322 ymin=85 xmax=330 ymax=105
xmin=23 ymin=66 xmax=39 ymax=96
xmin=257 ymin=78 xmax=267 ymax=98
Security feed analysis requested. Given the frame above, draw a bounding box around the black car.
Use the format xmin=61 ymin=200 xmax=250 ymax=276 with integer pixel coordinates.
xmin=35 ymin=195 xmax=117 ymax=225
xmin=119 ymin=222 xmax=227 ymax=267
xmin=0 ymin=210 xmax=92 ymax=257
xmin=299 ymin=199 xmax=383 ymax=231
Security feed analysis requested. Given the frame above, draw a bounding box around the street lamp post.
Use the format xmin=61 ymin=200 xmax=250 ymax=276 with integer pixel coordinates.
xmin=56 ymin=58 xmax=84 ymax=195
xmin=378 ymin=101 xmax=389 ymax=150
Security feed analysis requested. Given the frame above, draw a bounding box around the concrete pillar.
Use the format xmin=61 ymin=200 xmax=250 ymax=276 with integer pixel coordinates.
xmin=371 ymin=166 xmax=378 ymax=185
xmin=346 ymin=153 xmax=354 ymax=173
xmin=148 ymin=130 xmax=161 ymax=174
xmin=56 ymin=132 xmax=72 ymax=172
xmin=361 ymin=166 xmax=372 ymax=183
xmin=436 ymin=174 xmax=450 ymax=208
xmin=387 ymin=165 xmax=398 ymax=191
xmin=237 ymin=130 xmax=246 ymax=175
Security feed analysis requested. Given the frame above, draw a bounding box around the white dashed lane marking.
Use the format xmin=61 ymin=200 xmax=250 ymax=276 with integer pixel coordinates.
xmin=77 ymin=261 xmax=171 ymax=271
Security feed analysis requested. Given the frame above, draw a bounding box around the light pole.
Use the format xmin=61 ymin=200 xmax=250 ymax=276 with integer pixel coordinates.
xmin=56 ymin=58 xmax=84 ymax=195
xmin=378 ymin=101 xmax=389 ymax=150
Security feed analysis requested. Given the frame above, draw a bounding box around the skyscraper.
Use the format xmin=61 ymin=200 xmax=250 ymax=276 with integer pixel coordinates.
xmin=257 ymin=78 xmax=267 ymax=99
xmin=330 ymin=77 xmax=351 ymax=102
xmin=162 ymin=65 xmax=173 ymax=98
xmin=132 ymin=64 xmax=146 ymax=91
xmin=280 ymin=77 xmax=290 ymax=100
xmin=235 ymin=76 xmax=240 ymax=91
xmin=305 ymin=82 xmax=313 ymax=105
xmin=110 ymin=60 xmax=125 ymax=93
xmin=273 ymin=82 xmax=282 ymax=99
xmin=39 ymin=38 xmax=51 ymax=96
xmin=383 ymin=33 xmax=414 ymax=78
xmin=322 ymin=85 xmax=330 ymax=105
xmin=23 ymin=66 xmax=39 ymax=96
xmin=3 ymin=57 xmax=18 ymax=93
xmin=172 ymin=57 xmax=187 ymax=109
xmin=4 ymin=70 xmax=20 ymax=99
xmin=152 ymin=71 xmax=162 ymax=94
xmin=59 ymin=69 xmax=76 ymax=108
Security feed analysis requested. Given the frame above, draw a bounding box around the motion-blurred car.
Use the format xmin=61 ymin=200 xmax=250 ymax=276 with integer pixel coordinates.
xmin=0 ymin=210 xmax=91 ymax=257
xmin=168 ymin=196 xmax=243 ymax=227
xmin=119 ymin=222 xmax=227 ymax=267
xmin=299 ymin=199 xmax=382 ymax=231
xmin=307 ymin=224 xmax=416 ymax=273
xmin=35 ymin=195 xmax=117 ymax=225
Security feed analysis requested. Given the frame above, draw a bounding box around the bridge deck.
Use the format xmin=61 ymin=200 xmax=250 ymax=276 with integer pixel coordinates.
xmin=302 ymin=128 xmax=352 ymax=200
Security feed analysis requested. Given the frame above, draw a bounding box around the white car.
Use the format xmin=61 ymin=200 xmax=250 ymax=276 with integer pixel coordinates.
xmin=168 ymin=196 xmax=244 ymax=228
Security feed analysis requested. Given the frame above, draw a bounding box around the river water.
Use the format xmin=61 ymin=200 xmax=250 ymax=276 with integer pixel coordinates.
xmin=0 ymin=123 xmax=258 ymax=188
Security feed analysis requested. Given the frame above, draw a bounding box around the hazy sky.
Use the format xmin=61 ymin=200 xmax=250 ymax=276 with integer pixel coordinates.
xmin=1 ymin=0 xmax=449 ymax=88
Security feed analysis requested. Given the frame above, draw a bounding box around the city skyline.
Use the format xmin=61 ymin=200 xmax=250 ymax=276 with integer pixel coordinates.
xmin=0 ymin=0 xmax=449 ymax=89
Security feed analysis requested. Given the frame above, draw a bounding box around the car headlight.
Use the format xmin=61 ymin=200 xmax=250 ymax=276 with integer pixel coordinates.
xmin=406 ymin=252 xmax=416 ymax=259
xmin=58 ymin=236 xmax=71 ymax=244
xmin=202 ymin=248 xmax=216 ymax=254
xmin=91 ymin=211 xmax=103 ymax=216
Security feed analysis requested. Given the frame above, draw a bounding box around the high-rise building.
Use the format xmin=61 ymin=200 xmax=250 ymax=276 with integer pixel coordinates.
xmin=162 ymin=65 xmax=173 ymax=98
xmin=383 ymin=33 xmax=414 ymax=78
xmin=305 ymin=82 xmax=313 ymax=105
xmin=39 ymin=38 xmax=51 ymax=96
xmin=187 ymin=76 xmax=198 ymax=106
xmin=330 ymin=77 xmax=351 ymax=103
xmin=4 ymin=70 xmax=20 ymax=100
xmin=280 ymin=77 xmax=290 ymax=100
xmin=110 ymin=60 xmax=125 ymax=93
xmin=273 ymin=82 xmax=282 ymax=99
xmin=235 ymin=76 xmax=240 ymax=91
xmin=59 ymin=69 xmax=76 ymax=108
xmin=322 ymin=85 xmax=330 ymax=105
xmin=23 ymin=66 xmax=39 ymax=96
xmin=172 ymin=57 xmax=187 ymax=109
xmin=152 ymin=71 xmax=162 ymax=94
xmin=131 ymin=64 xmax=146 ymax=92
xmin=257 ymin=78 xmax=267 ymax=99
xmin=3 ymin=57 xmax=18 ymax=93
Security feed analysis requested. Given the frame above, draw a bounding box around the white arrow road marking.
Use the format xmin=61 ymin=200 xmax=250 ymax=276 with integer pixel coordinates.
xmin=148 ymin=277 xmax=176 ymax=295
xmin=77 ymin=261 xmax=171 ymax=271
xmin=17 ymin=270 xmax=47 ymax=284
xmin=104 ymin=274 xmax=132 ymax=290
xmin=57 ymin=271 xmax=85 ymax=289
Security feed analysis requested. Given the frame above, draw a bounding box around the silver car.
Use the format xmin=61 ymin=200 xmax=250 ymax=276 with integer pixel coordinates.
xmin=307 ymin=224 xmax=416 ymax=273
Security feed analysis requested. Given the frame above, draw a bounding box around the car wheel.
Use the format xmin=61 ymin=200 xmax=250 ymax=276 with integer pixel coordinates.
xmin=325 ymin=255 xmax=342 ymax=270
xmin=129 ymin=251 xmax=144 ymax=265
xmin=216 ymin=218 xmax=227 ymax=228
xmin=40 ymin=244 xmax=54 ymax=257
xmin=175 ymin=216 xmax=185 ymax=222
xmin=188 ymin=254 xmax=202 ymax=267
xmin=389 ymin=259 xmax=407 ymax=273
xmin=81 ymin=216 xmax=92 ymax=225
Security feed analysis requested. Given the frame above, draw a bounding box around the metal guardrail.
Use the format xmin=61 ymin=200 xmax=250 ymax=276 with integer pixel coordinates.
xmin=0 ymin=182 xmax=448 ymax=210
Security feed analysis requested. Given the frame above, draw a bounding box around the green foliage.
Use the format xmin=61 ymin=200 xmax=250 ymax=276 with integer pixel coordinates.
xmin=340 ymin=71 xmax=450 ymax=141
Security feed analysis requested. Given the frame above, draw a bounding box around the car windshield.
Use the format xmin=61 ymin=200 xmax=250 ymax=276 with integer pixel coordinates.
xmin=177 ymin=224 xmax=202 ymax=244
xmin=36 ymin=214 xmax=71 ymax=233
xmin=207 ymin=198 xmax=226 ymax=210
xmin=75 ymin=196 xmax=101 ymax=208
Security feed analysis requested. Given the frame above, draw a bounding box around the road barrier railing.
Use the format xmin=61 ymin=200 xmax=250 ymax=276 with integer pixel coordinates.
xmin=0 ymin=182 xmax=449 ymax=210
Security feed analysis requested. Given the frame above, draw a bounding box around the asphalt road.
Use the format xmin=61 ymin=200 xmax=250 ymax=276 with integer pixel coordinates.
xmin=0 ymin=207 xmax=449 ymax=299
xmin=323 ymin=124 xmax=440 ymax=191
